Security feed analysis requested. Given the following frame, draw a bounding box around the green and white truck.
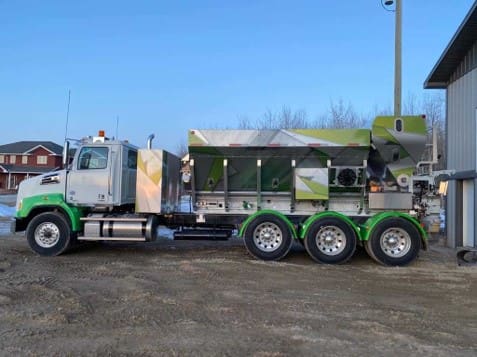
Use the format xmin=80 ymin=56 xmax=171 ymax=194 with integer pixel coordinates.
xmin=14 ymin=115 xmax=431 ymax=265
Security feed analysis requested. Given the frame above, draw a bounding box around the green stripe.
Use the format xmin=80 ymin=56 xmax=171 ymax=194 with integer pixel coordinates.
xmin=16 ymin=193 xmax=85 ymax=231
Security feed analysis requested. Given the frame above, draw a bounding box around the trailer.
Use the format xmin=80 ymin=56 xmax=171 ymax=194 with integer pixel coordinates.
xmin=14 ymin=115 xmax=430 ymax=265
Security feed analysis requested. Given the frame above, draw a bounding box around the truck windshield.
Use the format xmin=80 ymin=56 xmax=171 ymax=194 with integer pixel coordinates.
xmin=77 ymin=147 xmax=109 ymax=170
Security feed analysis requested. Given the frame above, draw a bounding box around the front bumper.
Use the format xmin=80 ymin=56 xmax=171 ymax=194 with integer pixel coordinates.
xmin=13 ymin=218 xmax=27 ymax=233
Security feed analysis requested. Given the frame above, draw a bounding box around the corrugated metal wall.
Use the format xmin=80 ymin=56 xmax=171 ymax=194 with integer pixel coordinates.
xmin=447 ymin=70 xmax=477 ymax=171
xmin=446 ymin=60 xmax=477 ymax=248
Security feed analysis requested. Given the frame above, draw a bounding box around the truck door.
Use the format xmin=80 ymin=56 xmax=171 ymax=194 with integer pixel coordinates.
xmin=66 ymin=146 xmax=113 ymax=205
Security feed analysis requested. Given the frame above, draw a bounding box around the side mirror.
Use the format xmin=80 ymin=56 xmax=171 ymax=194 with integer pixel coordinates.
xmin=62 ymin=140 xmax=70 ymax=168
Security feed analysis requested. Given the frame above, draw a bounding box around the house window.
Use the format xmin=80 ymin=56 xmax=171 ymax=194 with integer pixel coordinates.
xmin=0 ymin=155 xmax=4 ymax=164
xmin=10 ymin=155 xmax=16 ymax=164
xmin=37 ymin=156 xmax=48 ymax=165
xmin=22 ymin=155 xmax=28 ymax=164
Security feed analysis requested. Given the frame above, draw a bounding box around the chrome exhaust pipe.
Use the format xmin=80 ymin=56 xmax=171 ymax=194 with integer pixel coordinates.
xmin=147 ymin=134 xmax=155 ymax=149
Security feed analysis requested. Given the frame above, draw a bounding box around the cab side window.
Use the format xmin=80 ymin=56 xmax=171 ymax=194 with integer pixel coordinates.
xmin=78 ymin=147 xmax=109 ymax=170
xmin=127 ymin=150 xmax=137 ymax=169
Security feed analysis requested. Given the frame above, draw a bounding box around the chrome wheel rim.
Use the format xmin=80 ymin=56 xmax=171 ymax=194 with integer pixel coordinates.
xmin=253 ymin=222 xmax=283 ymax=252
xmin=315 ymin=225 xmax=346 ymax=256
xmin=34 ymin=222 xmax=60 ymax=248
xmin=380 ymin=227 xmax=411 ymax=258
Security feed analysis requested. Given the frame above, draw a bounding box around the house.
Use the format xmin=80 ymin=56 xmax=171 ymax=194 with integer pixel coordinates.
xmin=0 ymin=141 xmax=63 ymax=191
xmin=424 ymin=1 xmax=477 ymax=249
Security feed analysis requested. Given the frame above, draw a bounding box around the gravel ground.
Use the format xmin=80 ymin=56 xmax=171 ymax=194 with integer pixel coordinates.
xmin=0 ymin=233 xmax=476 ymax=356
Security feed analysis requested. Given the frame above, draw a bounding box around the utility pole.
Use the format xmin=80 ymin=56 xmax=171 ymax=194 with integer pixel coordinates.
xmin=394 ymin=0 xmax=402 ymax=117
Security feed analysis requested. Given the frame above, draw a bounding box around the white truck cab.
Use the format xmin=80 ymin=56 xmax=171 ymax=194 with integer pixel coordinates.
xmin=66 ymin=134 xmax=137 ymax=207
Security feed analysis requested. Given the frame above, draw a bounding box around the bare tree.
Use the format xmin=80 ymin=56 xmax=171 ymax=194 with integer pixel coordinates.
xmin=175 ymin=140 xmax=188 ymax=158
xmin=237 ymin=115 xmax=253 ymax=129
xmin=422 ymin=92 xmax=446 ymax=170
xmin=257 ymin=108 xmax=278 ymax=129
xmin=403 ymin=92 xmax=419 ymax=115
xmin=370 ymin=103 xmax=393 ymax=117
xmin=239 ymin=106 xmax=310 ymax=130
xmin=318 ymin=99 xmax=367 ymax=129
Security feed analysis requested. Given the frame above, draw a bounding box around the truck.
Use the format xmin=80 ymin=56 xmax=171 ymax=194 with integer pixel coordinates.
xmin=14 ymin=115 xmax=430 ymax=266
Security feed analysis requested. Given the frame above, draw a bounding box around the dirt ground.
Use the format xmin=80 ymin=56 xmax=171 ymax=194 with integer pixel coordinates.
xmin=0 ymin=233 xmax=476 ymax=356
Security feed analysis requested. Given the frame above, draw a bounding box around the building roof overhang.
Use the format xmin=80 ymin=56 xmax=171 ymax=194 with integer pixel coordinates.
xmin=424 ymin=2 xmax=477 ymax=89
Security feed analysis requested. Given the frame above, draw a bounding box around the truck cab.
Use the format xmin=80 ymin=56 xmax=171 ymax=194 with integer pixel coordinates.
xmin=65 ymin=134 xmax=137 ymax=207
xmin=14 ymin=133 xmax=140 ymax=254
xmin=16 ymin=132 xmax=137 ymax=216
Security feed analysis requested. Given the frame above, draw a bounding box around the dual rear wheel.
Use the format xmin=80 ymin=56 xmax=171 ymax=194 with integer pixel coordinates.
xmin=243 ymin=215 xmax=357 ymax=264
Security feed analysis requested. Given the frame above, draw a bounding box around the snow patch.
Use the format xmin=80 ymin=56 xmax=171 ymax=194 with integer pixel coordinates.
xmin=0 ymin=204 xmax=15 ymax=218
xmin=158 ymin=227 xmax=174 ymax=240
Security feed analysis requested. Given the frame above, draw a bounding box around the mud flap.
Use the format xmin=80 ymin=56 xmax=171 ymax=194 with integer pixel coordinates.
xmin=456 ymin=247 xmax=477 ymax=266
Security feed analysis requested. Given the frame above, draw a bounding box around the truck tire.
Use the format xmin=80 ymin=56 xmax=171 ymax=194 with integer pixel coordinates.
xmin=365 ymin=218 xmax=421 ymax=266
xmin=26 ymin=212 xmax=74 ymax=256
xmin=304 ymin=217 xmax=357 ymax=264
xmin=243 ymin=214 xmax=293 ymax=261
xmin=364 ymin=238 xmax=380 ymax=264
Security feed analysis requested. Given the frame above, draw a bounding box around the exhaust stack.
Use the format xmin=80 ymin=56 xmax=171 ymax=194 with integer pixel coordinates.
xmin=147 ymin=134 xmax=155 ymax=149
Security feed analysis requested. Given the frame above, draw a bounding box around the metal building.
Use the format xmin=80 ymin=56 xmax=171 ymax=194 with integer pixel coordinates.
xmin=424 ymin=1 xmax=477 ymax=248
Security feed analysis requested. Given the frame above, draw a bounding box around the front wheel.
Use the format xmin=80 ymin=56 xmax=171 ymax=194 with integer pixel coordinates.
xmin=26 ymin=212 xmax=75 ymax=256
xmin=304 ymin=217 xmax=357 ymax=264
xmin=243 ymin=214 xmax=293 ymax=261
xmin=365 ymin=218 xmax=421 ymax=266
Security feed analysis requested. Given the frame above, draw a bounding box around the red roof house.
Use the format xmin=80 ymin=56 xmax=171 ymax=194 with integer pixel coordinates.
xmin=0 ymin=141 xmax=63 ymax=191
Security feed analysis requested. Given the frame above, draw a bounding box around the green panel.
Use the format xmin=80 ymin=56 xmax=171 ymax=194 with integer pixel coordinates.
xmin=295 ymin=168 xmax=329 ymax=200
xmin=373 ymin=115 xmax=426 ymax=134
xmin=203 ymin=158 xmax=224 ymax=191
xmin=290 ymin=129 xmax=370 ymax=146
xmin=372 ymin=116 xmax=426 ymax=142
xmin=371 ymin=125 xmax=398 ymax=144
xmin=238 ymin=210 xmax=297 ymax=238
xmin=390 ymin=167 xmax=415 ymax=179
xmin=228 ymin=158 xmax=258 ymax=191
xmin=261 ymin=158 xmax=292 ymax=191
xmin=299 ymin=211 xmax=361 ymax=240
xmin=188 ymin=130 xmax=207 ymax=146
xmin=399 ymin=147 xmax=410 ymax=160
xmin=296 ymin=177 xmax=328 ymax=200
xmin=189 ymin=146 xmax=223 ymax=156
xmin=371 ymin=116 xmax=427 ymax=186
xmin=16 ymin=193 xmax=85 ymax=231
xmin=400 ymin=116 xmax=427 ymax=134
xmin=311 ymin=148 xmax=331 ymax=167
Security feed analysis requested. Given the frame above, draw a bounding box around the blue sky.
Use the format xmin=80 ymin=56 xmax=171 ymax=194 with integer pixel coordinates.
xmin=1 ymin=0 xmax=474 ymax=152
